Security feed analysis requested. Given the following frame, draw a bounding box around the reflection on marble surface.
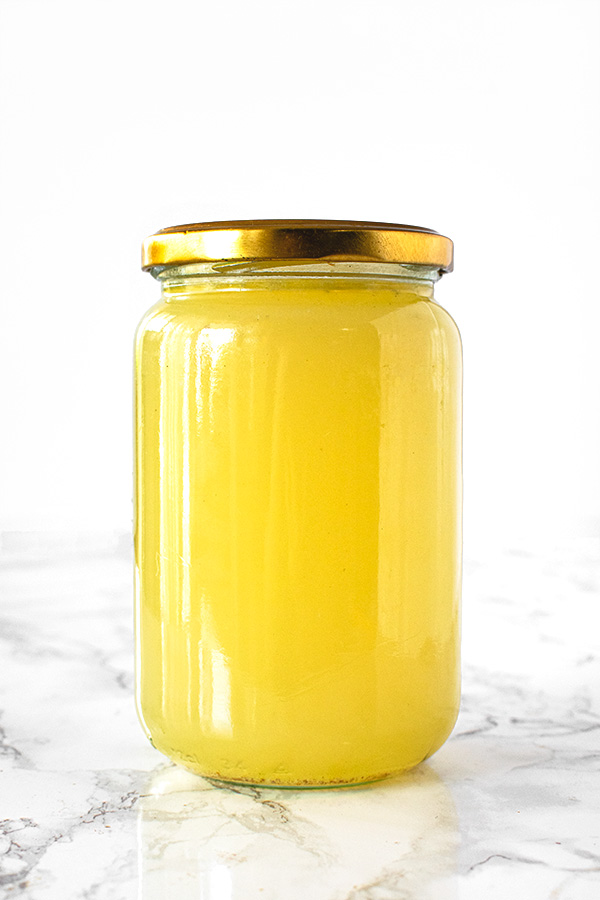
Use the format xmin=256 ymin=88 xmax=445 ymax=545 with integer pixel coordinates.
xmin=139 ymin=764 xmax=458 ymax=899
xmin=0 ymin=533 xmax=599 ymax=898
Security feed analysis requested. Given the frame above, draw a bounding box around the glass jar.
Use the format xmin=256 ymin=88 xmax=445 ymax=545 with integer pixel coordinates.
xmin=135 ymin=220 xmax=462 ymax=787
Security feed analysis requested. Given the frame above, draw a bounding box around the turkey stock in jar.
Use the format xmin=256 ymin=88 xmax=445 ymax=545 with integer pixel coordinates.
xmin=135 ymin=220 xmax=462 ymax=787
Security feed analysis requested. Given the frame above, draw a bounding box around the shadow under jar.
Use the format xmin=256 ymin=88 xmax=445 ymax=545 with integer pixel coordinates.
xmin=135 ymin=220 xmax=462 ymax=787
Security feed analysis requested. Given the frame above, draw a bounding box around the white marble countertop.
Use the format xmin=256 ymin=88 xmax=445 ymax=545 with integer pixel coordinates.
xmin=1 ymin=533 xmax=599 ymax=899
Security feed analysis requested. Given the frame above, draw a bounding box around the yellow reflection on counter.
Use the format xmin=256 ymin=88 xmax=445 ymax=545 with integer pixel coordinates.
xmin=137 ymin=763 xmax=459 ymax=900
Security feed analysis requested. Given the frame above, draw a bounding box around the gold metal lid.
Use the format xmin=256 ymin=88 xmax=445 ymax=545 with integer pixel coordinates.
xmin=142 ymin=220 xmax=453 ymax=273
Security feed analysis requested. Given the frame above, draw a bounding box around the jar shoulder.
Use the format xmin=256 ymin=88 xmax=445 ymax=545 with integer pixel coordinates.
xmin=428 ymin=300 xmax=463 ymax=351
xmin=134 ymin=301 xmax=179 ymax=351
xmin=134 ymin=294 xmax=462 ymax=354
xmin=429 ymin=299 xmax=461 ymax=338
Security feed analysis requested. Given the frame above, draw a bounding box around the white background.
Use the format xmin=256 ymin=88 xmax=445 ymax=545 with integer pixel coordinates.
xmin=0 ymin=0 xmax=598 ymax=551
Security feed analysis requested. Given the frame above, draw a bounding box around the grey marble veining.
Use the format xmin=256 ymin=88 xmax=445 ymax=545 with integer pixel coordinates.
xmin=0 ymin=533 xmax=599 ymax=899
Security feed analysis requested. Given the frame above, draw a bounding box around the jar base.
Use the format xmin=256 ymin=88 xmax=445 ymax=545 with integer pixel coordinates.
xmin=203 ymin=772 xmax=396 ymax=790
xmin=166 ymin=751 xmax=426 ymax=790
xmin=141 ymin=710 xmax=458 ymax=789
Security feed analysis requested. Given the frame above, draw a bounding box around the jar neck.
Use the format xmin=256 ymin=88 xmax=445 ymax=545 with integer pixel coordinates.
xmin=151 ymin=261 xmax=441 ymax=300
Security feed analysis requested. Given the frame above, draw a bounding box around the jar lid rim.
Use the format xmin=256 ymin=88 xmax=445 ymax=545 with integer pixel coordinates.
xmin=142 ymin=219 xmax=454 ymax=273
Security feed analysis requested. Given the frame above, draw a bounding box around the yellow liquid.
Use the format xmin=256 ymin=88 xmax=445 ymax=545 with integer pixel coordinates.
xmin=134 ymin=272 xmax=462 ymax=786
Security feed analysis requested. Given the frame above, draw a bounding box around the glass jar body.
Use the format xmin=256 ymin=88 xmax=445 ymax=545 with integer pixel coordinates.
xmin=134 ymin=263 xmax=462 ymax=786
